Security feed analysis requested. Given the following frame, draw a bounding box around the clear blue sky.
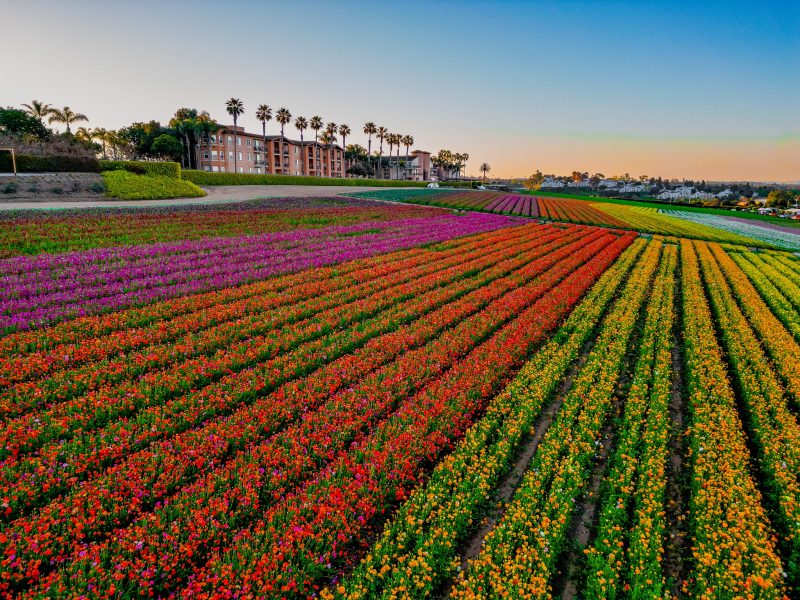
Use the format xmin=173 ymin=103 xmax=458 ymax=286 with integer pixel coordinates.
xmin=5 ymin=0 xmax=799 ymax=180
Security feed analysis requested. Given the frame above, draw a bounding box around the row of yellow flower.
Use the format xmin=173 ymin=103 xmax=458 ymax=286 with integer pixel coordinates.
xmin=694 ymin=240 xmax=800 ymax=585
xmin=584 ymin=244 xmax=677 ymax=598
xmin=447 ymin=240 xmax=664 ymax=598
xmin=745 ymin=252 xmax=800 ymax=312
xmin=591 ymin=204 xmax=766 ymax=246
xmin=679 ymin=239 xmax=787 ymax=598
xmin=729 ymin=251 xmax=800 ymax=343
xmin=712 ymin=245 xmax=800 ymax=404
xmin=324 ymin=239 xmax=648 ymax=600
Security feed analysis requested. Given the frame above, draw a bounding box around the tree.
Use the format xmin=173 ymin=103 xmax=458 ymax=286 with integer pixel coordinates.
xmin=47 ymin=106 xmax=88 ymax=134
xmin=767 ymin=189 xmax=797 ymax=208
xmin=376 ymin=126 xmax=388 ymax=178
xmin=151 ymin=133 xmax=183 ymax=161
xmin=310 ymin=115 xmax=323 ymax=142
xmin=117 ymin=121 xmax=164 ymax=158
xmin=255 ymin=104 xmax=272 ymax=169
xmin=480 ymin=162 xmax=491 ymax=182
xmin=363 ymin=122 xmax=377 ymax=171
xmin=524 ymin=170 xmax=544 ymax=190
xmin=459 ymin=152 xmax=469 ymax=178
xmin=295 ymin=116 xmax=308 ymax=175
xmin=401 ymin=135 xmax=414 ymax=178
xmin=74 ymin=127 xmax=93 ymax=142
xmin=169 ymin=108 xmax=198 ymax=169
xmin=193 ymin=111 xmax=219 ymax=168
xmin=92 ymin=127 xmax=110 ymax=159
xmin=386 ymin=134 xmax=396 ymax=178
xmin=324 ymin=122 xmax=337 ymax=176
xmin=338 ymin=124 xmax=351 ymax=164
xmin=22 ymin=100 xmax=53 ymax=123
xmin=0 ymin=108 xmax=50 ymax=139
xmin=225 ymin=98 xmax=244 ymax=173
xmin=275 ymin=108 xmax=292 ymax=173
xmin=571 ymin=171 xmax=583 ymax=183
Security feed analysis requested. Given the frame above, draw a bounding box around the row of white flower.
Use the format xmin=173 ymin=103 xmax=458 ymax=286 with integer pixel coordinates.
xmin=663 ymin=210 xmax=800 ymax=251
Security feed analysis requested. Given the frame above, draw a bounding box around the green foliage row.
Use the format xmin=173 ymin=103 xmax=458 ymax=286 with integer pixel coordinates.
xmin=0 ymin=154 xmax=100 ymax=173
xmin=100 ymin=160 xmax=181 ymax=179
xmin=101 ymin=170 xmax=205 ymax=200
xmin=181 ymin=170 xmax=428 ymax=188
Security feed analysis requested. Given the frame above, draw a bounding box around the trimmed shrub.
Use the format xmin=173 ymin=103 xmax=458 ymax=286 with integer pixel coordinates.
xmin=181 ymin=170 xmax=428 ymax=188
xmin=102 ymin=171 xmax=205 ymax=200
xmin=100 ymin=160 xmax=181 ymax=179
xmin=0 ymin=154 xmax=100 ymax=173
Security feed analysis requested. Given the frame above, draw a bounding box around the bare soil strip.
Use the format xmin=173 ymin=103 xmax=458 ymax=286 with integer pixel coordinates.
xmin=664 ymin=253 xmax=691 ymax=597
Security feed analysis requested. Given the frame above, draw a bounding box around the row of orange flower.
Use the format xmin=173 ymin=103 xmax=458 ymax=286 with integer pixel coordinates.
xmin=325 ymin=237 xmax=647 ymax=599
xmin=448 ymin=239 xmax=663 ymax=598
xmin=584 ymin=243 xmax=677 ymax=598
xmin=679 ymin=240 xmax=787 ymax=598
xmin=695 ymin=241 xmax=800 ymax=585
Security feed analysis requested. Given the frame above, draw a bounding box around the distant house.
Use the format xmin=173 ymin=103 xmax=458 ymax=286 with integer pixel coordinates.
xmin=657 ymin=186 xmax=713 ymax=201
xmin=715 ymin=189 xmax=734 ymax=199
xmin=540 ymin=177 xmax=565 ymax=189
xmin=618 ymin=183 xmax=651 ymax=193
xmin=598 ymin=179 xmax=619 ymax=189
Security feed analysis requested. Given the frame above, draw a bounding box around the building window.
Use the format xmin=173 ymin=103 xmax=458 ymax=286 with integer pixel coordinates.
xmin=246 ymin=139 xmax=251 ymax=146
xmin=237 ymin=138 xmax=242 ymax=146
xmin=203 ymin=151 xmax=210 ymax=159
xmin=205 ymin=166 xmax=211 ymax=172
xmin=238 ymin=167 xmax=243 ymax=173
xmin=248 ymin=153 xmax=252 ymax=160
xmin=212 ymin=166 xmax=219 ymax=172
xmin=238 ymin=152 xmax=243 ymax=161
xmin=227 ymin=136 xmax=233 ymax=144
xmin=211 ymin=150 xmax=218 ymax=159
xmin=229 ymin=152 xmax=234 ymax=159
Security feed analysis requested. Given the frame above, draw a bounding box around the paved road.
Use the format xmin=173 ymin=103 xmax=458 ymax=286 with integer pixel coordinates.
xmin=0 ymin=185 xmax=424 ymax=210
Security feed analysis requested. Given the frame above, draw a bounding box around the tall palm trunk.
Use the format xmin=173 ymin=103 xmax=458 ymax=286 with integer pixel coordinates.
xmin=300 ymin=132 xmax=305 ymax=176
xmin=262 ymin=122 xmax=267 ymax=173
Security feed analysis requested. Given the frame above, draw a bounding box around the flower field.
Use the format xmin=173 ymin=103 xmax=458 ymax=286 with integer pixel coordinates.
xmin=350 ymin=190 xmax=784 ymax=248
xmin=2 ymin=195 xmax=800 ymax=598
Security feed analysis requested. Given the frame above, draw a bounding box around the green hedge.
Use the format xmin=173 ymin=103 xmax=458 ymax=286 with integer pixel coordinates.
xmin=182 ymin=170 xmax=428 ymax=188
xmin=0 ymin=154 xmax=100 ymax=173
xmin=100 ymin=160 xmax=181 ymax=178
xmin=102 ymin=171 xmax=205 ymax=200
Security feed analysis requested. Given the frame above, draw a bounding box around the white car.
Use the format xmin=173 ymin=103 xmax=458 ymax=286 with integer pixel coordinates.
xmin=427 ymin=182 xmax=439 ymax=188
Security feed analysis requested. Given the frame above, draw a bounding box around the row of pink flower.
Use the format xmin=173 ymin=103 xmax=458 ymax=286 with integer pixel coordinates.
xmin=0 ymin=212 xmax=519 ymax=332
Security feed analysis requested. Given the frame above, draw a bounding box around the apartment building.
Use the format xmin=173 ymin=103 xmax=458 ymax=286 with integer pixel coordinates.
xmin=195 ymin=125 xmax=345 ymax=177
xmin=375 ymin=150 xmax=432 ymax=181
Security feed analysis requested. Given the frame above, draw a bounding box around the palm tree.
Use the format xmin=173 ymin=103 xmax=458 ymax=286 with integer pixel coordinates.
xmin=169 ymin=109 xmax=198 ymax=169
xmin=92 ymin=127 xmax=109 ymax=159
xmin=22 ymin=100 xmax=53 ymax=123
xmin=275 ymin=108 xmax=292 ymax=173
xmin=74 ymin=127 xmax=93 ymax=143
xmin=480 ymin=162 xmax=491 ymax=182
xmin=255 ymin=104 xmax=272 ymax=170
xmin=401 ymin=135 xmax=414 ymax=179
xmin=310 ymin=115 xmax=323 ymax=142
xmin=386 ymin=134 xmax=395 ymax=178
xmin=338 ymin=124 xmax=350 ymax=174
xmin=376 ymin=126 xmax=388 ymax=178
xmin=295 ymin=116 xmax=308 ymax=175
xmin=325 ymin=122 xmax=337 ymax=177
xmin=194 ymin=112 xmax=219 ymax=170
xmin=225 ymin=98 xmax=244 ymax=173
xmin=48 ymin=106 xmax=88 ymax=134
xmin=363 ymin=122 xmax=377 ymax=172
xmin=460 ymin=153 xmax=469 ymax=178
